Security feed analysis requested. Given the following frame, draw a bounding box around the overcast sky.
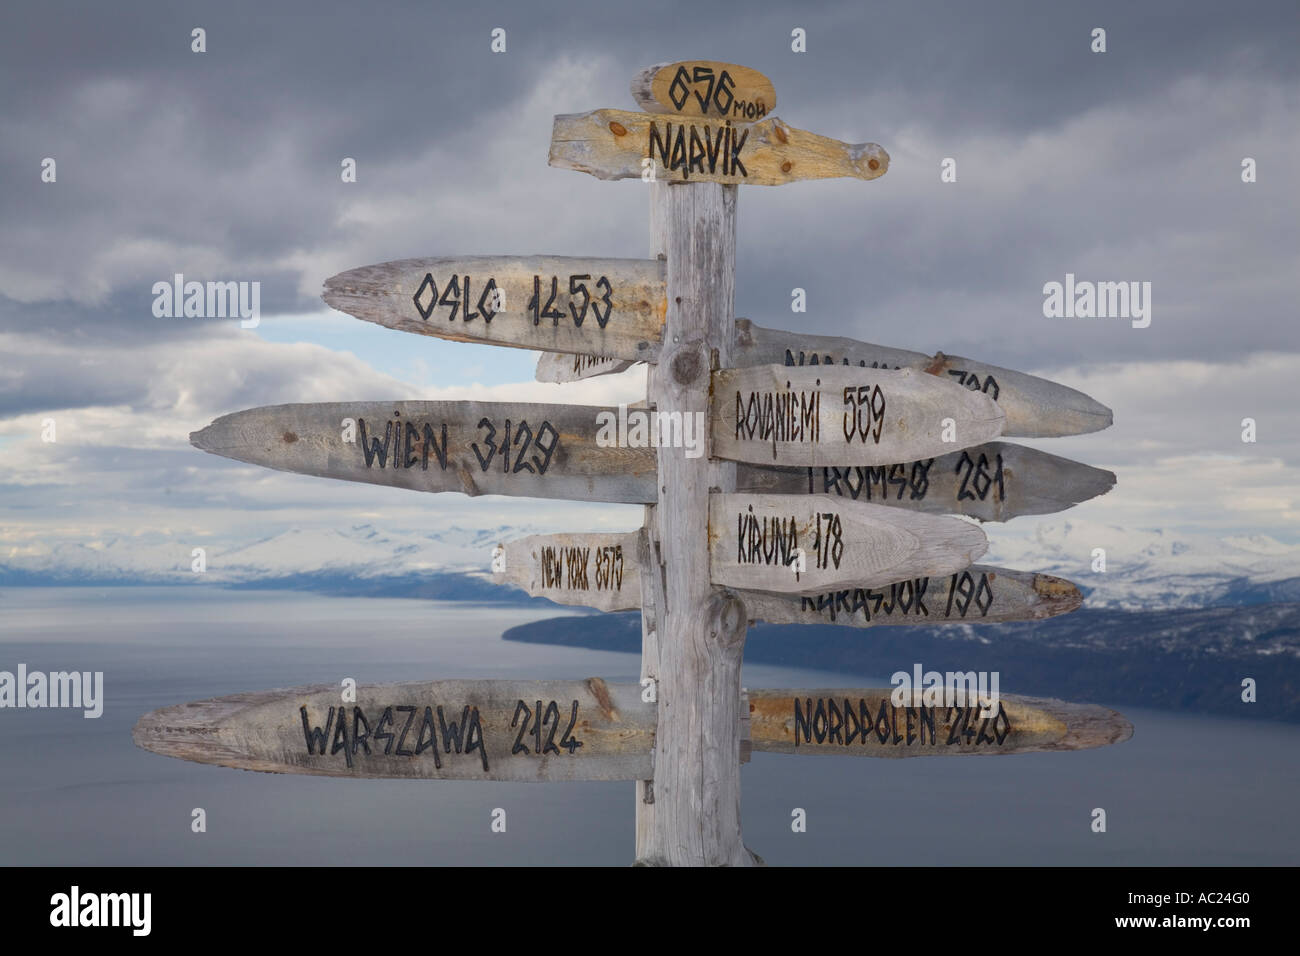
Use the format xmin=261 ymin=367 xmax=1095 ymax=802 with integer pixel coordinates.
xmin=1 ymin=0 xmax=1297 ymax=576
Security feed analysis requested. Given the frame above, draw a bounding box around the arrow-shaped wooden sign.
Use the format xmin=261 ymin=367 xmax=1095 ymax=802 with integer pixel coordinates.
xmin=549 ymin=109 xmax=889 ymax=186
xmin=713 ymin=364 xmax=1005 ymax=466
xmin=535 ymin=351 xmax=635 ymax=382
xmin=133 ymin=679 xmax=1130 ymax=777
xmin=133 ymin=679 xmax=655 ymax=781
xmin=733 ymin=320 xmax=1111 ymax=438
xmin=191 ymin=402 xmax=1111 ymax=518
xmin=322 ymin=256 xmax=665 ymax=363
xmin=189 ymin=400 xmax=655 ymax=504
xmin=748 ymin=689 xmax=1132 ymax=757
xmin=733 ymin=441 xmax=1116 ymax=522
xmin=492 ymin=529 xmax=1081 ymax=625
xmin=738 ymin=565 xmax=1082 ymax=627
xmin=493 ymin=532 xmax=641 ymax=611
xmin=710 ymin=493 xmax=987 ymax=594
xmin=538 ymin=319 xmax=1112 ymax=437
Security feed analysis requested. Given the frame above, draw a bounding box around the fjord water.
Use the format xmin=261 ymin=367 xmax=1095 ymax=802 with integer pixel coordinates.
xmin=1 ymin=587 xmax=1296 ymax=866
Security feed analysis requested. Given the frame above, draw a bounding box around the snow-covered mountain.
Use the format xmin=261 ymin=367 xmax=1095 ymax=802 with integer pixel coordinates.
xmin=4 ymin=518 xmax=1299 ymax=611
xmin=983 ymin=519 xmax=1300 ymax=610
xmin=0 ymin=523 xmax=528 ymax=585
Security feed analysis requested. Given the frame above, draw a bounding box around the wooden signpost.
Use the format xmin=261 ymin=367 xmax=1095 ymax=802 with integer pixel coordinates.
xmin=134 ymin=679 xmax=656 ymax=781
xmin=631 ymin=61 xmax=777 ymax=120
xmin=748 ymin=690 xmax=1132 ymax=757
xmin=713 ymin=364 xmax=1005 ymax=466
xmin=146 ymin=59 xmax=1130 ymax=867
xmin=133 ymin=681 xmax=1130 ymax=777
xmin=535 ymin=351 xmax=634 ymax=382
xmin=734 ymin=441 xmax=1116 ymax=522
xmin=492 ymin=532 xmax=641 ymax=611
xmin=323 ymin=255 xmax=665 ymax=363
xmin=189 ymin=400 xmax=656 ymax=504
xmin=190 ymin=405 xmax=1113 ymax=520
xmin=709 ymin=493 xmax=988 ymax=593
xmin=539 ymin=318 xmax=1113 ymax=439
xmin=738 ymin=565 xmax=1084 ymax=628
xmin=491 ymin=530 xmax=1082 ymax=627
xmin=550 ymin=110 xmax=889 ymax=186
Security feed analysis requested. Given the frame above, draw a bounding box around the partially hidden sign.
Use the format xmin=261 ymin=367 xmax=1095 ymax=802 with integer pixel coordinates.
xmin=190 ymin=402 xmax=1112 ymax=519
xmin=537 ymin=317 xmax=1114 ymax=438
xmin=737 ymin=565 xmax=1083 ymax=628
xmin=535 ymin=351 xmax=635 ymax=383
xmin=492 ymin=527 xmax=1082 ymax=627
xmin=133 ymin=679 xmax=655 ymax=781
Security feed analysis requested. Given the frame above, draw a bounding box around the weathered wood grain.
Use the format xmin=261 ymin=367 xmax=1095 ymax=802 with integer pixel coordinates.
xmin=322 ymin=256 xmax=665 ymax=363
xmin=549 ymin=109 xmax=889 ymax=187
xmin=709 ymin=493 xmax=987 ymax=595
xmin=738 ymin=565 xmax=1082 ymax=628
xmin=493 ymin=532 xmax=642 ymax=611
xmin=748 ymin=689 xmax=1132 ymax=757
xmin=189 ymin=401 xmax=656 ymax=504
xmin=537 ymin=318 xmax=1113 ymax=436
xmin=735 ymin=319 xmax=1113 ymax=438
xmin=631 ymin=61 xmax=776 ymax=120
xmin=132 ymin=679 xmax=656 ymax=781
xmin=640 ymin=181 xmax=753 ymax=866
xmin=713 ymin=364 xmax=1005 ymax=466
xmin=733 ymin=441 xmax=1116 ymax=522
xmin=535 ymin=351 xmax=635 ymax=382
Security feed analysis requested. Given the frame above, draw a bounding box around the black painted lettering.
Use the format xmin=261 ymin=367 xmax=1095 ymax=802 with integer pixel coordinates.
xmin=301 ymin=706 xmax=333 ymax=755
xmin=374 ymin=706 xmax=395 ymax=754
xmin=394 ymin=705 xmax=416 ymax=756
xmin=358 ymin=418 xmax=392 ymax=469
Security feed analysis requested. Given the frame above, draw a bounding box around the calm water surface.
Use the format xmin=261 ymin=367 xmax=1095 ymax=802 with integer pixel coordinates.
xmin=1 ymin=587 xmax=1296 ymax=866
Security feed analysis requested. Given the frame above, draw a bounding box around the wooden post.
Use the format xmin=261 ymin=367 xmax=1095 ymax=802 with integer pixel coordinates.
xmin=637 ymin=180 xmax=752 ymax=866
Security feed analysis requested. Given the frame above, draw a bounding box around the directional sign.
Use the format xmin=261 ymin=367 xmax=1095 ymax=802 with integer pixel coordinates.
xmin=537 ymin=318 xmax=1112 ymax=437
xmin=189 ymin=401 xmax=656 ymax=504
xmin=493 ymin=532 xmax=641 ymax=611
xmin=491 ymin=530 xmax=1080 ymax=627
xmin=738 ymin=566 xmax=1082 ymax=628
xmin=549 ymin=109 xmax=889 ymax=186
xmin=322 ymin=256 xmax=665 ymax=363
xmin=535 ymin=351 xmax=635 ymax=383
xmin=631 ymin=61 xmax=776 ymax=120
xmin=191 ymin=402 xmax=1111 ymax=519
xmin=734 ymin=320 xmax=1112 ymax=438
xmin=709 ymin=493 xmax=987 ymax=594
xmin=713 ymin=364 xmax=1005 ymax=466
xmin=733 ymin=441 xmax=1116 ymax=522
xmin=748 ymin=689 xmax=1132 ymax=757
xmin=133 ymin=679 xmax=655 ymax=781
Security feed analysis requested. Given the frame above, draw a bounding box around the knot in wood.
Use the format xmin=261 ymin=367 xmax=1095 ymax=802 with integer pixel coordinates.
xmin=669 ymin=345 xmax=704 ymax=386
xmin=707 ymin=591 xmax=748 ymax=648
